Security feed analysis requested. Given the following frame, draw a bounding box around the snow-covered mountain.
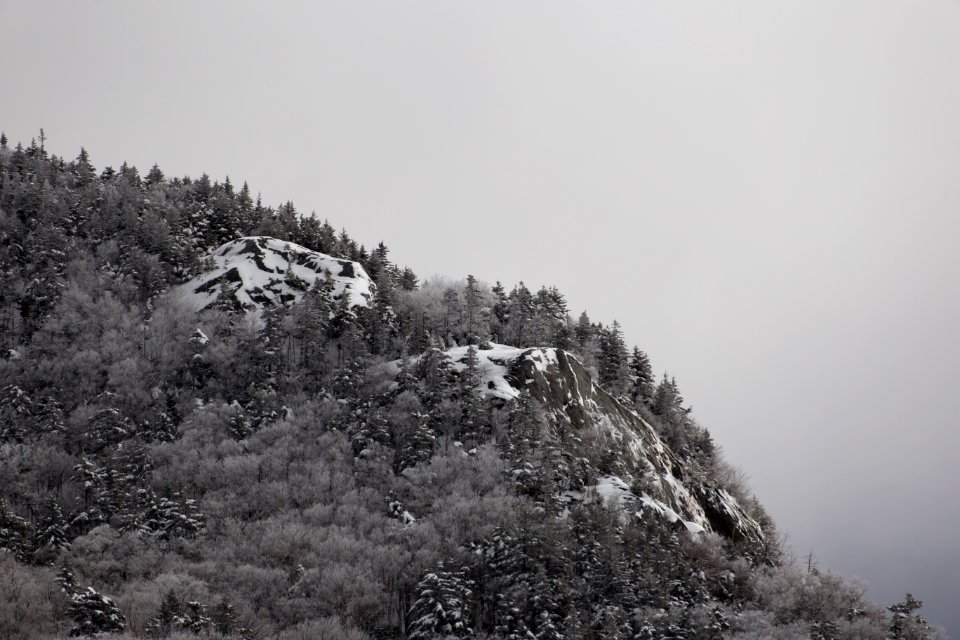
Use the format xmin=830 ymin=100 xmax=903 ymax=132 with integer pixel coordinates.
xmin=177 ymin=236 xmax=374 ymax=312
xmin=417 ymin=344 xmax=765 ymax=544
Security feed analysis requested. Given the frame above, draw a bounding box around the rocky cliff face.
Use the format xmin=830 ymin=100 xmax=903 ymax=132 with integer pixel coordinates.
xmin=177 ymin=236 xmax=374 ymax=312
xmin=446 ymin=344 xmax=765 ymax=544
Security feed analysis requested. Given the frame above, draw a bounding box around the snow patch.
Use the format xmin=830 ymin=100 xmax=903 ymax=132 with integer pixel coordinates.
xmin=177 ymin=236 xmax=374 ymax=312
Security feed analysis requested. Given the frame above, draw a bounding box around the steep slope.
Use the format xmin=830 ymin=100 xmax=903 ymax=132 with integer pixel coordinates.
xmin=443 ymin=344 xmax=764 ymax=543
xmin=177 ymin=236 xmax=374 ymax=312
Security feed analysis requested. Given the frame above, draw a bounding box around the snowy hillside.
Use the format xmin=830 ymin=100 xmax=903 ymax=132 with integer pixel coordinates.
xmin=414 ymin=344 xmax=765 ymax=543
xmin=177 ymin=236 xmax=374 ymax=312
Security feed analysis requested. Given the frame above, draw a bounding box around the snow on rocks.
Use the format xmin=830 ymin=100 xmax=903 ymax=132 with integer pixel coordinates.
xmin=392 ymin=342 xmax=762 ymax=542
xmin=561 ymin=475 xmax=706 ymax=534
xmin=445 ymin=343 xmax=530 ymax=400
xmin=177 ymin=236 xmax=374 ymax=312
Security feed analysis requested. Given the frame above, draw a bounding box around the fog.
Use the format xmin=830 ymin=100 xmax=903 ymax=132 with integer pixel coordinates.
xmin=3 ymin=0 xmax=959 ymax=634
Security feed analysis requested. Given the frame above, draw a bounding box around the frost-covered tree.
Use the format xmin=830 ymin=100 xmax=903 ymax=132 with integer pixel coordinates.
xmin=33 ymin=496 xmax=70 ymax=562
xmin=0 ymin=501 xmax=33 ymax=563
xmin=57 ymin=563 xmax=126 ymax=636
xmin=408 ymin=563 xmax=474 ymax=639
xmin=889 ymin=594 xmax=938 ymax=640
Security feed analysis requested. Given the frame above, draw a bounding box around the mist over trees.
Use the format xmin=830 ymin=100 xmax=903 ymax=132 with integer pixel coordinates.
xmin=0 ymin=133 xmax=943 ymax=639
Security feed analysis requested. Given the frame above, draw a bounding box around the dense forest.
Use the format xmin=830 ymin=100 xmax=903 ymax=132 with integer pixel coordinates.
xmin=0 ymin=132 xmax=943 ymax=639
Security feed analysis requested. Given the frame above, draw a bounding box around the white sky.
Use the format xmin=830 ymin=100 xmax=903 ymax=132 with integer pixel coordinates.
xmin=3 ymin=1 xmax=960 ymax=634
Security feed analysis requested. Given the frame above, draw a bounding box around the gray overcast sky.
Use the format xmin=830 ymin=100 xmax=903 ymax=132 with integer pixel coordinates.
xmin=3 ymin=0 xmax=960 ymax=634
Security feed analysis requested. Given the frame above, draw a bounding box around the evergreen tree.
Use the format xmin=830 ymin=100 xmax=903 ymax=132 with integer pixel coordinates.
xmin=33 ymin=496 xmax=70 ymax=561
xmin=141 ymin=491 xmax=205 ymax=540
xmin=408 ymin=563 xmax=475 ymax=639
xmin=507 ymin=282 xmax=535 ymax=347
xmin=491 ymin=281 xmax=509 ymax=341
xmin=152 ymin=590 xmax=182 ymax=636
xmin=80 ymin=407 xmax=133 ymax=455
xmin=71 ymin=148 xmax=97 ymax=187
xmin=501 ymin=392 xmax=541 ymax=468
xmin=399 ymin=266 xmax=419 ymax=291
xmin=575 ymin=311 xmax=594 ymax=348
xmin=533 ymin=286 xmax=571 ymax=349
xmin=441 ymin=287 xmax=461 ymax=338
xmin=0 ymin=500 xmax=33 ymax=563
xmin=293 ymin=276 xmax=332 ymax=381
xmin=888 ymin=594 xmax=936 ymax=640
xmin=475 ymin=530 xmax=566 ymax=640
xmin=58 ymin=563 xmax=127 ymax=636
xmin=597 ymin=321 xmax=628 ymax=396
xmin=396 ymin=410 xmax=435 ymax=472
xmin=627 ymin=347 xmax=655 ymax=406
xmin=464 ymin=274 xmax=482 ymax=338
xmin=368 ymin=271 xmax=397 ymax=356
xmin=457 ymin=345 xmax=484 ymax=444
xmin=0 ymin=384 xmax=33 ymax=442
xmin=211 ymin=597 xmax=243 ymax=636
xmin=652 ymin=374 xmax=689 ymax=424
xmin=144 ymin=163 xmax=165 ymax=187
xmin=146 ymin=590 xmax=185 ymax=637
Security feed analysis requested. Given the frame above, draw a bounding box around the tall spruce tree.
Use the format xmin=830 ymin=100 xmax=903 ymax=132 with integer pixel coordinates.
xmin=33 ymin=496 xmax=70 ymax=562
xmin=597 ymin=321 xmax=628 ymax=396
xmin=627 ymin=347 xmax=655 ymax=406
xmin=408 ymin=563 xmax=475 ymax=640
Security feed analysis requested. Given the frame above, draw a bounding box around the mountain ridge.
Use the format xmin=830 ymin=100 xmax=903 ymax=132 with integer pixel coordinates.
xmin=0 ymin=136 xmax=943 ymax=639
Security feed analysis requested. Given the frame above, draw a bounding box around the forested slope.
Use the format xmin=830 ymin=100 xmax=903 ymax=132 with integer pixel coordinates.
xmin=0 ymin=133 xmax=941 ymax=639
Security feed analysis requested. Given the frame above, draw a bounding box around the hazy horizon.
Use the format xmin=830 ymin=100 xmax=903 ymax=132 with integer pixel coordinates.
xmin=4 ymin=1 xmax=959 ymax=635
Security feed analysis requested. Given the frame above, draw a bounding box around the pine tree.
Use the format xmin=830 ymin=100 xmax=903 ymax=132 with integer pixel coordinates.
xmin=408 ymin=563 xmax=475 ymax=639
xmin=70 ymin=456 xmax=107 ymax=533
xmin=399 ymin=266 xmax=419 ymax=291
xmin=396 ymin=410 xmax=435 ymax=472
xmin=502 ymin=392 xmax=541 ymax=467
xmin=463 ymin=275 xmax=482 ymax=338
xmin=888 ymin=593 xmax=936 ymax=640
xmin=33 ymin=496 xmax=70 ymax=562
xmin=0 ymin=384 xmax=33 ymax=442
xmin=532 ymin=286 xmax=570 ymax=348
xmin=141 ymin=491 xmax=205 ymax=540
xmin=211 ymin=597 xmax=239 ymax=636
xmin=293 ymin=276 xmax=332 ymax=382
xmin=0 ymin=500 xmax=33 ymax=563
xmin=475 ymin=530 xmax=567 ymax=640
xmin=72 ymin=148 xmax=97 ymax=187
xmin=367 ymin=271 xmax=396 ymax=356
xmin=146 ymin=590 xmax=185 ymax=637
xmin=652 ymin=374 xmax=688 ymax=423
xmin=457 ymin=345 xmax=484 ymax=444
xmin=507 ymin=282 xmax=535 ymax=346
xmin=575 ymin=311 xmax=593 ymax=347
xmin=441 ymin=287 xmax=462 ymax=338
xmin=144 ymin=163 xmax=165 ymax=187
xmin=58 ymin=563 xmax=126 ymax=636
xmin=491 ymin=281 xmax=509 ymax=342
xmin=627 ymin=347 xmax=655 ymax=406
xmin=597 ymin=321 xmax=628 ymax=396
xmin=183 ymin=600 xmax=211 ymax=634
xmin=81 ymin=407 xmax=132 ymax=455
